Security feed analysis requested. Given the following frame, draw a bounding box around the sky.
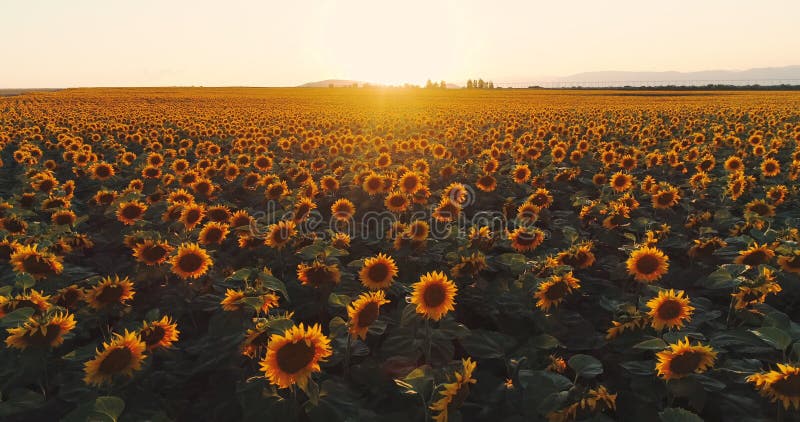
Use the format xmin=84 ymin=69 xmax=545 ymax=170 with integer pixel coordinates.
xmin=2 ymin=0 xmax=799 ymax=87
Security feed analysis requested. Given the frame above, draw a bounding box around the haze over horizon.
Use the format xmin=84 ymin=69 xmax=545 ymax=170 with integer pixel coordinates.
xmin=2 ymin=0 xmax=799 ymax=88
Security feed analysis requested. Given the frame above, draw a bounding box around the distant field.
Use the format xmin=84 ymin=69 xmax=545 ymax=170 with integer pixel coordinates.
xmin=1 ymin=88 xmax=800 ymax=421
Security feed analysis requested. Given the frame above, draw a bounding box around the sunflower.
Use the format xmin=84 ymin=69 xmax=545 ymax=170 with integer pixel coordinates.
xmin=745 ymin=199 xmax=775 ymax=219
xmin=348 ymin=290 xmax=390 ymax=340
xmin=451 ymin=252 xmax=488 ymax=279
xmin=207 ymin=205 xmax=232 ymax=222
xmin=430 ymin=358 xmax=477 ymax=422
xmin=468 ymin=226 xmax=494 ymax=250
xmin=331 ymin=198 xmax=356 ymax=222
xmin=51 ymin=209 xmax=77 ymax=226
xmin=139 ymin=316 xmax=179 ymax=351
xmin=260 ymin=323 xmax=332 ymax=389
xmin=117 ymin=200 xmax=148 ymax=225
xmin=734 ymin=243 xmax=775 ymax=266
xmin=132 ymin=239 xmax=173 ymax=265
xmin=516 ymin=202 xmax=540 ymax=223
xmin=384 ymin=191 xmax=410 ymax=213
xmin=297 ymin=261 xmax=341 ymax=288
xmin=198 ymin=222 xmax=230 ymax=245
xmin=0 ymin=238 xmax=21 ymax=262
xmin=609 ymin=172 xmax=633 ymax=192
xmin=535 ymin=272 xmax=581 ymax=311
xmin=655 ymin=337 xmax=717 ymax=380
xmin=646 ymin=289 xmax=694 ymax=331
xmin=9 ymin=244 xmax=63 ymax=279
xmin=359 ymin=253 xmax=398 ymax=290
xmin=410 ymin=271 xmax=457 ymax=321
xmin=170 ymin=243 xmax=212 ymax=279
xmin=5 ymin=312 xmax=76 ymax=350
xmin=512 ymin=164 xmax=531 ymax=183
xmin=398 ymin=171 xmax=423 ymax=194
xmin=83 ymin=330 xmax=147 ymax=386
xmin=179 ymin=203 xmax=206 ymax=230
xmin=626 ymin=246 xmax=669 ymax=283
xmin=475 ymin=174 xmax=497 ymax=192
xmin=263 ymin=220 xmax=297 ymax=249
xmin=687 ymin=237 xmax=727 ymax=259
xmin=242 ymin=323 xmax=272 ymax=358
xmin=331 ymin=232 xmax=351 ymax=249
xmin=220 ymin=289 xmax=247 ymax=311
xmin=556 ymin=242 xmax=596 ymax=269
xmin=0 ymin=290 xmax=51 ymax=317
xmin=509 ymin=227 xmax=545 ymax=252
xmin=433 ymin=198 xmax=461 ymax=223
xmin=747 ymin=363 xmax=800 ymax=410
xmin=651 ymin=186 xmax=680 ymax=209
xmin=50 ymin=285 xmax=83 ymax=311
xmin=761 ymin=157 xmax=781 ymax=177
xmin=292 ymin=197 xmax=317 ymax=222
xmin=86 ymin=275 xmax=136 ymax=310
xmin=362 ymin=172 xmax=384 ymax=195
xmin=778 ymin=252 xmax=800 ymax=274
xmin=528 ymin=188 xmax=553 ymax=209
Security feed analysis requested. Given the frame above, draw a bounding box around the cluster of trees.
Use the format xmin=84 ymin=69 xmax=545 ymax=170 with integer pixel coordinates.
xmin=425 ymin=80 xmax=448 ymax=89
xmin=466 ymin=79 xmax=495 ymax=89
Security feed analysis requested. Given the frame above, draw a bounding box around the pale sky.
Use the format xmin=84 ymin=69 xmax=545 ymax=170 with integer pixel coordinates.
xmin=2 ymin=0 xmax=799 ymax=87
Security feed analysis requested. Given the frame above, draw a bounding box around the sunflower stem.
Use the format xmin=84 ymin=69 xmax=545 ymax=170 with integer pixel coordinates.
xmin=344 ymin=332 xmax=351 ymax=380
xmin=424 ymin=318 xmax=432 ymax=364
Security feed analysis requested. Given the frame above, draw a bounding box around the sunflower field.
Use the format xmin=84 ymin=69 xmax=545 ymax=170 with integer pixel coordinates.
xmin=1 ymin=87 xmax=800 ymax=421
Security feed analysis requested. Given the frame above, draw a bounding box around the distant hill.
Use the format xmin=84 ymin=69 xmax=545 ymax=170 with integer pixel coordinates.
xmin=555 ymin=66 xmax=800 ymax=85
xmin=299 ymin=79 xmax=462 ymax=89
xmin=299 ymin=79 xmax=364 ymax=88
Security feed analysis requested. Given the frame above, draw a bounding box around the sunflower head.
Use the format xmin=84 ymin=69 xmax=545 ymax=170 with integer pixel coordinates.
xmin=626 ymin=246 xmax=669 ymax=283
xmin=646 ymin=289 xmax=694 ymax=331
xmin=297 ymin=261 xmax=341 ymax=288
xmin=348 ymin=290 xmax=391 ymax=340
xmin=410 ymin=271 xmax=458 ymax=321
xmin=170 ymin=243 xmax=213 ymax=279
xmin=655 ymin=337 xmax=717 ymax=380
xmin=260 ymin=323 xmax=332 ymax=389
xmin=86 ymin=275 xmax=136 ymax=310
xmin=359 ymin=253 xmax=398 ymax=290
xmin=139 ymin=316 xmax=179 ymax=351
xmin=84 ymin=330 xmax=147 ymax=386
xmin=748 ymin=363 xmax=800 ymax=410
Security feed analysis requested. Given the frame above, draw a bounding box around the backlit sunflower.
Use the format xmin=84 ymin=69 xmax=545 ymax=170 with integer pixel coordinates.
xmin=220 ymin=289 xmax=246 ymax=311
xmin=734 ymin=243 xmax=775 ymax=266
xmin=761 ymin=157 xmax=781 ymax=177
xmin=198 ymin=221 xmax=230 ymax=245
xmin=747 ymin=363 xmax=800 ymax=410
xmin=509 ymin=227 xmax=545 ymax=252
xmin=359 ymin=253 xmax=398 ymax=290
xmin=179 ymin=203 xmax=205 ymax=230
xmin=297 ymin=261 xmax=341 ymax=288
xmin=5 ymin=312 xmax=76 ymax=350
xmin=609 ymin=171 xmax=633 ymax=192
xmin=331 ymin=198 xmax=356 ymax=222
xmin=260 ymin=323 xmax=332 ymax=389
xmin=9 ymin=244 xmax=63 ymax=279
xmin=646 ymin=289 xmax=694 ymax=331
xmin=626 ymin=246 xmax=669 ymax=283
xmin=528 ymin=188 xmax=553 ymax=209
xmin=331 ymin=232 xmax=351 ymax=249
xmin=512 ymin=164 xmax=531 ymax=183
xmin=117 ymin=200 xmax=147 ymax=225
xmin=651 ymin=186 xmax=680 ymax=209
xmin=85 ymin=275 xmax=136 ymax=310
xmin=263 ymin=220 xmax=297 ymax=249
xmin=384 ymin=191 xmax=410 ymax=213
xmin=556 ymin=242 xmax=596 ymax=269
xmin=430 ymin=358 xmax=477 ymax=422
xmin=53 ymin=284 xmax=84 ymax=310
xmin=535 ymin=272 xmax=581 ymax=311
xmin=410 ymin=271 xmax=457 ymax=321
xmin=348 ymin=290 xmax=390 ymax=340
xmin=398 ymin=171 xmax=423 ymax=194
xmin=132 ymin=239 xmax=173 ymax=265
xmin=778 ymin=251 xmax=800 ymax=274
xmin=655 ymin=337 xmax=717 ymax=380
xmin=475 ymin=174 xmax=497 ymax=192
xmin=170 ymin=243 xmax=212 ymax=279
xmin=139 ymin=316 xmax=179 ymax=351
xmin=83 ymin=330 xmax=147 ymax=386
xmin=0 ymin=289 xmax=51 ymax=317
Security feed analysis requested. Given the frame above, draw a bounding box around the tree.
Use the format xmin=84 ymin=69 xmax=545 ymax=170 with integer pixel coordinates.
xmin=425 ymin=79 xmax=434 ymax=89
xmin=488 ymin=81 xmax=494 ymax=89
xmin=467 ymin=79 xmax=473 ymax=89
xmin=478 ymin=79 xmax=485 ymax=89
xmin=440 ymin=81 xmax=446 ymax=89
